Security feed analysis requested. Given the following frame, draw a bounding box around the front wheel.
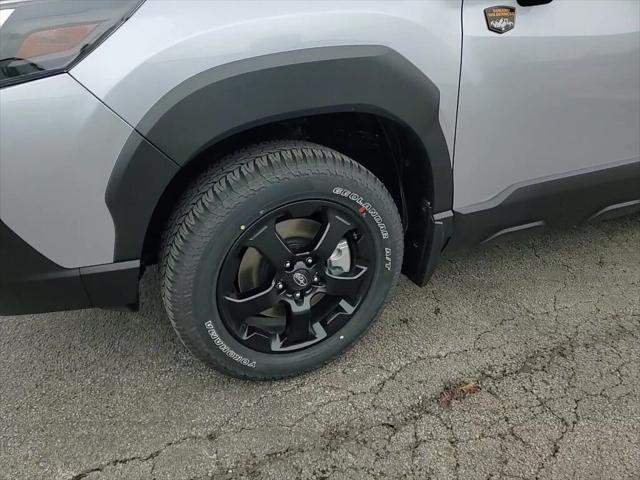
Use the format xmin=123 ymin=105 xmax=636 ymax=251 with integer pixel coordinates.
xmin=161 ymin=141 xmax=403 ymax=379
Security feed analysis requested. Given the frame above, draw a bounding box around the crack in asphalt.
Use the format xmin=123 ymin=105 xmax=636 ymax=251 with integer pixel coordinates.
xmin=71 ymin=310 xmax=637 ymax=480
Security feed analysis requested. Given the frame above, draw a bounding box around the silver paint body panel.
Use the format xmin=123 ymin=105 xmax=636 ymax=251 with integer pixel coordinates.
xmin=1 ymin=0 xmax=638 ymax=269
xmin=72 ymin=0 xmax=463 ymax=159
xmin=2 ymin=0 xmax=462 ymax=267
xmin=0 ymin=74 xmax=132 ymax=267
xmin=454 ymin=0 xmax=640 ymax=208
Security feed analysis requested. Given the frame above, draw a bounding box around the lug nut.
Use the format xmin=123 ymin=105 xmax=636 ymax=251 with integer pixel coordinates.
xmin=276 ymin=282 xmax=284 ymax=290
xmin=293 ymin=292 xmax=302 ymax=300
xmin=305 ymin=257 xmax=314 ymax=266
xmin=284 ymin=261 xmax=292 ymax=270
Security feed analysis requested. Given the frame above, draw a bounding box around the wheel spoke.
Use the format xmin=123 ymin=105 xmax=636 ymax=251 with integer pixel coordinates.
xmin=222 ymin=284 xmax=281 ymax=321
xmin=311 ymin=208 xmax=354 ymax=260
xmin=283 ymin=297 xmax=313 ymax=345
xmin=324 ymin=265 xmax=368 ymax=300
xmin=245 ymin=220 xmax=294 ymax=268
xmin=245 ymin=315 xmax=287 ymax=334
xmin=282 ymin=202 xmax=319 ymax=218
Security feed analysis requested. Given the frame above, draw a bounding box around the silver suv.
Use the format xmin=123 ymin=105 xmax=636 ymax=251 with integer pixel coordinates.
xmin=1 ymin=0 xmax=638 ymax=379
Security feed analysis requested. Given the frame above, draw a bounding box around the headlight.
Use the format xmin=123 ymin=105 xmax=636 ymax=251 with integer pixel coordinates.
xmin=0 ymin=0 xmax=143 ymax=88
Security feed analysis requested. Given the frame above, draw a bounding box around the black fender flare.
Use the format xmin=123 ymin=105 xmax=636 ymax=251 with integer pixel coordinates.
xmin=106 ymin=45 xmax=453 ymax=265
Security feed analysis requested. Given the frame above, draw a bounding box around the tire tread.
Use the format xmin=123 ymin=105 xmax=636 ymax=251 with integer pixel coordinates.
xmin=160 ymin=140 xmax=402 ymax=379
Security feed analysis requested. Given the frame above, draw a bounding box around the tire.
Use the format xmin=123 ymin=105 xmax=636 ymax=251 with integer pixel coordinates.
xmin=160 ymin=141 xmax=403 ymax=379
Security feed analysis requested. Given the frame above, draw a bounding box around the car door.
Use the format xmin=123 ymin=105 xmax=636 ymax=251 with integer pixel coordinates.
xmin=452 ymin=0 xmax=640 ymax=243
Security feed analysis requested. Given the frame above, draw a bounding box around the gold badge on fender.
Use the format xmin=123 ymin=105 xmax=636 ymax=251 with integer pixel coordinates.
xmin=485 ymin=6 xmax=516 ymax=34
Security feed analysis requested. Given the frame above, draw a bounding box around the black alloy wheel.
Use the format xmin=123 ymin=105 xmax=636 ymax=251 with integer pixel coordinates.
xmin=217 ymin=200 xmax=374 ymax=353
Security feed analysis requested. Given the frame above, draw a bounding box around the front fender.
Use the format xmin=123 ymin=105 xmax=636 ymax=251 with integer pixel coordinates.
xmin=103 ymin=45 xmax=454 ymax=262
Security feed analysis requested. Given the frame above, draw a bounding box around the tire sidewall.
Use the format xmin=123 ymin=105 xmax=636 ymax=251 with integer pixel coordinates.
xmin=173 ymin=166 xmax=402 ymax=377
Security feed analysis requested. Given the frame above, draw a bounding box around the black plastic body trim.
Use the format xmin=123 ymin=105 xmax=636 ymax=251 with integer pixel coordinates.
xmin=0 ymin=220 xmax=141 ymax=315
xmin=587 ymin=199 xmax=640 ymax=223
xmin=107 ymin=45 xmax=454 ymax=266
xmin=138 ymin=45 xmax=452 ymax=214
xmin=0 ymin=219 xmax=89 ymax=314
xmin=406 ymin=209 xmax=454 ymax=287
xmin=80 ymin=260 xmax=140 ymax=308
xmin=106 ymin=133 xmax=179 ymax=261
xmin=517 ymin=0 xmax=553 ymax=6
xmin=448 ymin=160 xmax=640 ymax=250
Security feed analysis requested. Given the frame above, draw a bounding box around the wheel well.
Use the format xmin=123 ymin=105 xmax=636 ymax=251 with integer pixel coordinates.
xmin=142 ymin=112 xmax=436 ymax=275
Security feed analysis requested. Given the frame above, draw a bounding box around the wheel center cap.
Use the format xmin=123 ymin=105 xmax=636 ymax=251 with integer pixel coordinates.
xmin=287 ymin=269 xmax=311 ymax=291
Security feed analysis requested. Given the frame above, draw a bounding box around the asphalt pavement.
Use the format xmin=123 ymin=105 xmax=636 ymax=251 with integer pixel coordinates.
xmin=1 ymin=214 xmax=638 ymax=480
